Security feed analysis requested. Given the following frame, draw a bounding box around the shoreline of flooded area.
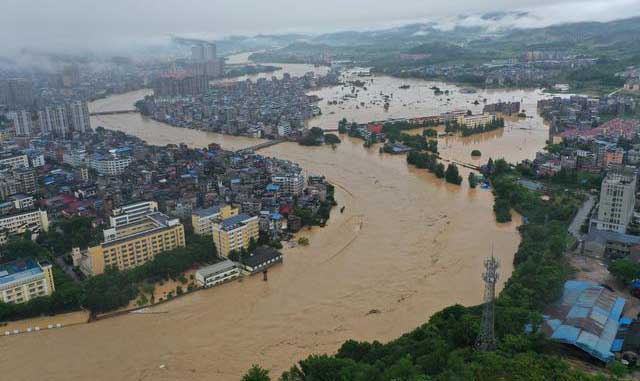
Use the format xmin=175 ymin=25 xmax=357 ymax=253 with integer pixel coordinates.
xmin=0 ymin=56 xmax=549 ymax=380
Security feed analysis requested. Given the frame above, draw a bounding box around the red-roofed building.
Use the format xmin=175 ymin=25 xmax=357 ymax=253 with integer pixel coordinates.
xmin=367 ymin=123 xmax=383 ymax=135
xmin=279 ymin=204 xmax=293 ymax=216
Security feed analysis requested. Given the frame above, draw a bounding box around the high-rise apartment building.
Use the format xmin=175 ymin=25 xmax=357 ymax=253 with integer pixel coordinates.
xmin=0 ymin=79 xmax=35 ymax=107
xmin=37 ymin=101 xmax=90 ymax=138
xmin=62 ymin=64 xmax=81 ymax=87
xmin=593 ymin=167 xmax=638 ymax=233
xmin=38 ymin=105 xmax=69 ymax=138
xmin=190 ymin=42 xmax=223 ymax=79
xmin=6 ymin=110 xmax=32 ymax=136
xmin=152 ymin=70 xmax=208 ymax=97
xmin=66 ymin=101 xmax=91 ymax=133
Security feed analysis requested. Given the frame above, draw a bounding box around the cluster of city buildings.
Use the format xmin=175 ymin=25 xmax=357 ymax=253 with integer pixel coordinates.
xmin=482 ymin=101 xmax=521 ymax=116
xmin=0 ymin=127 xmax=331 ymax=298
xmin=618 ymin=66 xmax=640 ymax=94
xmin=1 ymin=60 xmax=147 ymax=111
xmin=538 ymin=95 xmax=638 ymax=138
xmin=0 ymin=258 xmax=56 ymax=305
xmin=3 ymin=100 xmax=91 ymax=139
xmin=151 ymin=42 xmax=224 ymax=98
xmin=522 ymin=115 xmax=640 ymax=263
xmin=141 ymin=72 xmax=336 ymax=138
xmin=345 ymin=107 xmax=502 ymax=143
xmin=396 ymin=52 xmax=597 ymax=87
xmin=525 ymin=119 xmax=640 ymax=176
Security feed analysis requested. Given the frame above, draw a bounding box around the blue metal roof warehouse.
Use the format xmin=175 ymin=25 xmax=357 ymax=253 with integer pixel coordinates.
xmin=544 ymin=280 xmax=626 ymax=362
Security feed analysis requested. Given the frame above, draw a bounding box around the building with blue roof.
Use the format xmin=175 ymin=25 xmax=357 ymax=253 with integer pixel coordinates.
xmin=212 ymin=213 xmax=259 ymax=257
xmin=266 ymin=184 xmax=280 ymax=193
xmin=544 ymin=280 xmax=627 ymax=362
xmin=0 ymin=258 xmax=55 ymax=304
xmin=191 ymin=205 xmax=238 ymax=236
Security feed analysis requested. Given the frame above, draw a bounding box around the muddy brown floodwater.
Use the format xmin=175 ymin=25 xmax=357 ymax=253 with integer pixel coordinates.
xmin=0 ymin=55 xmax=553 ymax=381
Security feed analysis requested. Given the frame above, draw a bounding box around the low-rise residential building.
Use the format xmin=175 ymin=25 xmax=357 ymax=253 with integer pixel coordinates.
xmin=212 ymin=213 xmax=259 ymax=257
xmin=271 ymin=172 xmax=305 ymax=196
xmin=79 ymin=212 xmax=185 ymax=276
xmin=0 ymin=209 xmax=49 ymax=245
xmin=457 ymin=113 xmax=495 ymax=128
xmin=195 ymin=260 xmax=239 ymax=287
xmin=0 ymin=153 xmax=29 ymax=169
xmin=62 ymin=148 xmax=87 ymax=167
xmin=88 ymin=154 xmax=132 ymax=176
xmin=109 ymin=201 xmax=159 ymax=227
xmin=0 ymin=258 xmax=55 ymax=304
xmin=241 ymin=246 xmax=283 ymax=274
xmin=624 ymin=80 xmax=640 ymax=93
xmin=603 ymin=148 xmax=624 ymax=168
xmin=25 ymin=150 xmax=45 ymax=168
xmin=10 ymin=194 xmax=35 ymax=210
xmin=191 ymin=205 xmax=238 ymax=236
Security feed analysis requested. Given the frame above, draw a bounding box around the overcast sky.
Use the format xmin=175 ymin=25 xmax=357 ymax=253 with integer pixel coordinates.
xmin=1 ymin=0 xmax=639 ymax=55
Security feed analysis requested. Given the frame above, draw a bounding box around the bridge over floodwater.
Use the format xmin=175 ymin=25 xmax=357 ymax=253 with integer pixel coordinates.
xmin=90 ymin=110 xmax=138 ymax=116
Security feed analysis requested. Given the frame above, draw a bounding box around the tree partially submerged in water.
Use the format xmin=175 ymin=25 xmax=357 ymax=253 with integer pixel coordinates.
xmin=445 ymin=163 xmax=462 ymax=185
xmin=242 ymin=365 xmax=270 ymax=381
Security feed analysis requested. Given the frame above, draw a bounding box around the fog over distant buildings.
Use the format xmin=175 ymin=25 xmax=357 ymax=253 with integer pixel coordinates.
xmin=1 ymin=0 xmax=639 ymax=56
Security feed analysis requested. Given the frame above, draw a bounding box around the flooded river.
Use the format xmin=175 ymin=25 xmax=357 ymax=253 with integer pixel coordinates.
xmin=1 ymin=55 xmax=551 ymax=380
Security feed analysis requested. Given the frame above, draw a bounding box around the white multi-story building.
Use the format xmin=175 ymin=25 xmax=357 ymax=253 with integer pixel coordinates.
xmin=109 ymin=201 xmax=159 ymax=228
xmin=25 ymin=150 xmax=45 ymax=167
xmin=0 ymin=209 xmax=49 ymax=245
xmin=6 ymin=110 xmax=32 ymax=136
xmin=62 ymin=148 xmax=87 ymax=167
xmin=271 ymin=172 xmax=305 ymax=196
xmin=277 ymin=122 xmax=291 ymax=137
xmin=38 ymin=105 xmax=69 ymax=138
xmin=593 ymin=168 xmax=638 ymax=234
xmin=89 ymin=154 xmax=132 ymax=176
xmin=10 ymin=194 xmax=35 ymax=210
xmin=195 ymin=260 xmax=239 ymax=288
xmin=457 ymin=113 xmax=495 ymax=128
xmin=0 ymin=154 xmax=29 ymax=169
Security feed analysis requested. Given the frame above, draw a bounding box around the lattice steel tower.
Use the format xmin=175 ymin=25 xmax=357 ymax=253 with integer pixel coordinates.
xmin=475 ymin=255 xmax=499 ymax=351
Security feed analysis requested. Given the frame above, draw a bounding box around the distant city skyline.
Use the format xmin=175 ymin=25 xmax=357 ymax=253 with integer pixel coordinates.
xmin=1 ymin=0 xmax=639 ymax=56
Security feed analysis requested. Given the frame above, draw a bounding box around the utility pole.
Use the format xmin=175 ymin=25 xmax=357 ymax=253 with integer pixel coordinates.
xmin=475 ymin=254 xmax=499 ymax=351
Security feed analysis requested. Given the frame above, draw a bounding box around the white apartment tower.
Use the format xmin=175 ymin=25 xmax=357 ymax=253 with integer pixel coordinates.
xmin=594 ymin=167 xmax=638 ymax=234
xmin=6 ymin=110 xmax=32 ymax=136
xmin=39 ymin=105 xmax=69 ymax=138
xmin=67 ymin=101 xmax=91 ymax=133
